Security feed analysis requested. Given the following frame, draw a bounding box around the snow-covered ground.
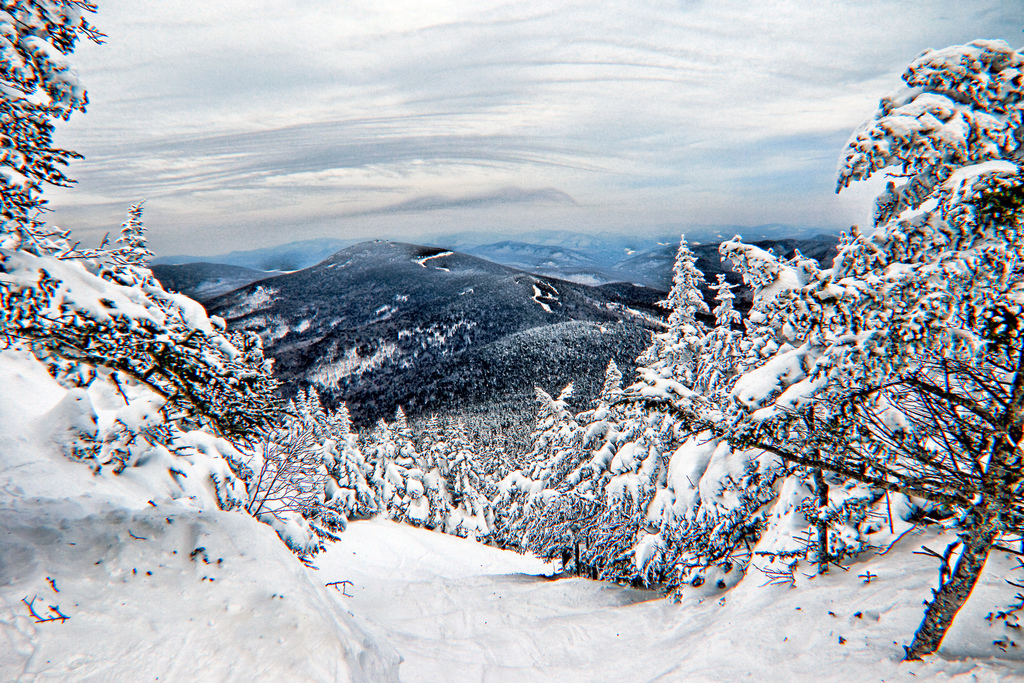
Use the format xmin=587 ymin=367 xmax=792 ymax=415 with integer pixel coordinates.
xmin=0 ymin=350 xmax=398 ymax=682
xmin=3 ymin=344 xmax=1024 ymax=682
xmin=320 ymin=520 xmax=1024 ymax=682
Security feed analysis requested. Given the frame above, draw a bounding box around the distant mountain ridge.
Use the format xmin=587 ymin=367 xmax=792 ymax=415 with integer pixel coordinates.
xmin=204 ymin=241 xmax=667 ymax=428
xmin=152 ymin=225 xmax=838 ymax=285
xmin=153 ymin=237 xmax=356 ymax=271
xmin=150 ymin=262 xmax=271 ymax=302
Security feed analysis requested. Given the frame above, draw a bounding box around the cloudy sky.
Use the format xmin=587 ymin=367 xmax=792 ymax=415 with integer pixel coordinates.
xmin=44 ymin=0 xmax=1023 ymax=255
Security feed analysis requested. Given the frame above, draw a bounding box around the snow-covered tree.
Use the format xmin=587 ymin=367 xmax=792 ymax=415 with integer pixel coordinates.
xmin=717 ymin=39 xmax=1024 ymax=659
xmin=289 ymin=390 xmax=378 ymax=524
xmin=111 ymin=202 xmax=152 ymax=270
xmin=439 ymin=418 xmax=493 ymax=538
xmin=0 ymin=0 xmax=103 ymax=230
xmin=635 ymin=433 xmax=779 ymax=595
xmin=660 ymin=234 xmax=710 ymax=332
xmin=3 ymin=204 xmax=282 ymax=438
xmin=494 ymin=384 xmax=579 ymax=548
xmin=241 ymin=414 xmax=342 ymax=560
xmin=695 ymin=274 xmax=742 ymax=398
xmin=361 ymin=410 xmax=452 ymax=529
xmin=638 ymin=236 xmax=709 ymax=390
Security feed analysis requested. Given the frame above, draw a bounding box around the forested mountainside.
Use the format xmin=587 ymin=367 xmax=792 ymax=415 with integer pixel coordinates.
xmin=204 ymin=241 xmax=667 ymax=427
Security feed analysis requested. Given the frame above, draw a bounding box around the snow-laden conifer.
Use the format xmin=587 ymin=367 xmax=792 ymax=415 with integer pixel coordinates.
xmin=637 ymin=236 xmax=708 ymax=390
xmin=0 ymin=0 xmax=103 ymax=229
xmin=2 ymin=204 xmax=282 ymax=438
xmin=494 ymin=384 xmax=580 ymax=548
xmin=439 ymin=418 xmax=494 ymax=538
xmin=715 ymin=39 xmax=1024 ymax=658
xmin=695 ymin=274 xmax=742 ymax=398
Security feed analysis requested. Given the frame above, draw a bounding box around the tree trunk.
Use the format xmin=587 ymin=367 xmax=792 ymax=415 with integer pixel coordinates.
xmin=813 ymin=467 xmax=829 ymax=575
xmin=904 ymin=512 xmax=997 ymax=660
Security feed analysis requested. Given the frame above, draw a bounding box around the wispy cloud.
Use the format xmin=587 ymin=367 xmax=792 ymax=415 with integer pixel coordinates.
xmin=347 ymin=187 xmax=576 ymax=217
xmin=44 ymin=0 xmax=1024 ymax=254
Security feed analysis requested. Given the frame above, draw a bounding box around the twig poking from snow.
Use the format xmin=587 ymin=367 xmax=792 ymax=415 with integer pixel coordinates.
xmin=111 ymin=372 xmax=130 ymax=405
xmin=46 ymin=577 xmax=59 ymax=593
xmin=326 ymin=580 xmax=354 ymax=597
xmin=875 ymin=525 xmax=920 ymax=556
xmin=756 ymin=564 xmax=796 ymax=588
xmin=22 ymin=596 xmax=69 ymax=623
xmin=128 ymin=529 xmax=146 ymax=540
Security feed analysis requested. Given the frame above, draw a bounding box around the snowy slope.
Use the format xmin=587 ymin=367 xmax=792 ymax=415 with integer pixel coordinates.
xmin=4 ymin=346 xmax=1023 ymax=682
xmin=0 ymin=350 xmax=398 ymax=682
xmin=321 ymin=519 xmax=1024 ymax=682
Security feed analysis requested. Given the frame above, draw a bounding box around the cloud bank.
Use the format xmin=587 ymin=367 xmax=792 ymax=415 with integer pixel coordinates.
xmin=43 ymin=0 xmax=1024 ymax=254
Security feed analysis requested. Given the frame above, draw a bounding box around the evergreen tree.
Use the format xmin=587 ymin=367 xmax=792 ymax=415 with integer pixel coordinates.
xmin=661 ymin=234 xmax=710 ymax=332
xmin=441 ymin=418 xmax=494 ymax=538
xmin=112 ymin=202 xmax=152 ymax=269
xmin=494 ymin=384 xmax=580 ymax=548
xmin=0 ymin=0 xmax=103 ymax=231
xmin=3 ymin=205 xmax=282 ymax=439
xmin=695 ymin=274 xmax=742 ymax=397
xmin=717 ymin=39 xmax=1024 ymax=659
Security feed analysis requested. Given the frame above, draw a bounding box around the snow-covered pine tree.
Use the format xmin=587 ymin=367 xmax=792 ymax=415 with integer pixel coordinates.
xmin=364 ymin=418 xmax=403 ymax=516
xmin=661 ymin=234 xmax=710 ymax=332
xmin=524 ymin=365 xmax=626 ymax=575
xmin=3 ymin=205 xmax=282 ymax=439
xmin=695 ymin=274 xmax=742 ymax=397
xmin=0 ymin=0 xmax=103 ymax=231
xmin=361 ymin=410 xmax=449 ymax=528
xmin=287 ymin=389 xmax=378 ymax=525
xmin=441 ymin=418 xmax=493 ymax=539
xmin=322 ymin=407 xmax=379 ymax=523
xmin=636 ymin=431 xmax=784 ymax=595
xmin=638 ymin=235 xmax=709 ymax=389
xmin=392 ymin=406 xmax=422 ymax=469
xmin=111 ymin=202 xmax=152 ymax=270
xmin=717 ymin=39 xmax=1024 ymax=659
xmin=494 ymin=384 xmax=580 ymax=549
xmin=1 ymin=7 xmax=279 ymax=440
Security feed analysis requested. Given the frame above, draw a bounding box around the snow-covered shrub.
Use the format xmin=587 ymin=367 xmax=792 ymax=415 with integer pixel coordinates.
xmin=239 ymin=416 xmax=340 ymax=559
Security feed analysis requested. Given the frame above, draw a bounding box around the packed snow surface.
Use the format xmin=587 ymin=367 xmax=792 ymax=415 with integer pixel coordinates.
xmin=322 ymin=520 xmax=1024 ymax=682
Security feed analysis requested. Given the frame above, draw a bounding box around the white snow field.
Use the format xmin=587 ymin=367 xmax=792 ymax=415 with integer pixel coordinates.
xmin=318 ymin=520 xmax=1024 ymax=682
xmin=0 ymin=350 xmax=399 ymax=682
xmin=2 ymin=344 xmax=1024 ymax=682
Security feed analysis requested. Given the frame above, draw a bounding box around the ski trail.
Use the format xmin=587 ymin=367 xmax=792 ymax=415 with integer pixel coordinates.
xmin=314 ymin=518 xmax=1024 ymax=683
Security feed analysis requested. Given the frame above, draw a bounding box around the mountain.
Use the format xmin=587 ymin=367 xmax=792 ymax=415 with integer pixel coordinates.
xmin=153 ymin=237 xmax=355 ymax=271
xmin=150 ymin=262 xmax=275 ymax=302
xmin=205 ymin=241 xmax=666 ymax=428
